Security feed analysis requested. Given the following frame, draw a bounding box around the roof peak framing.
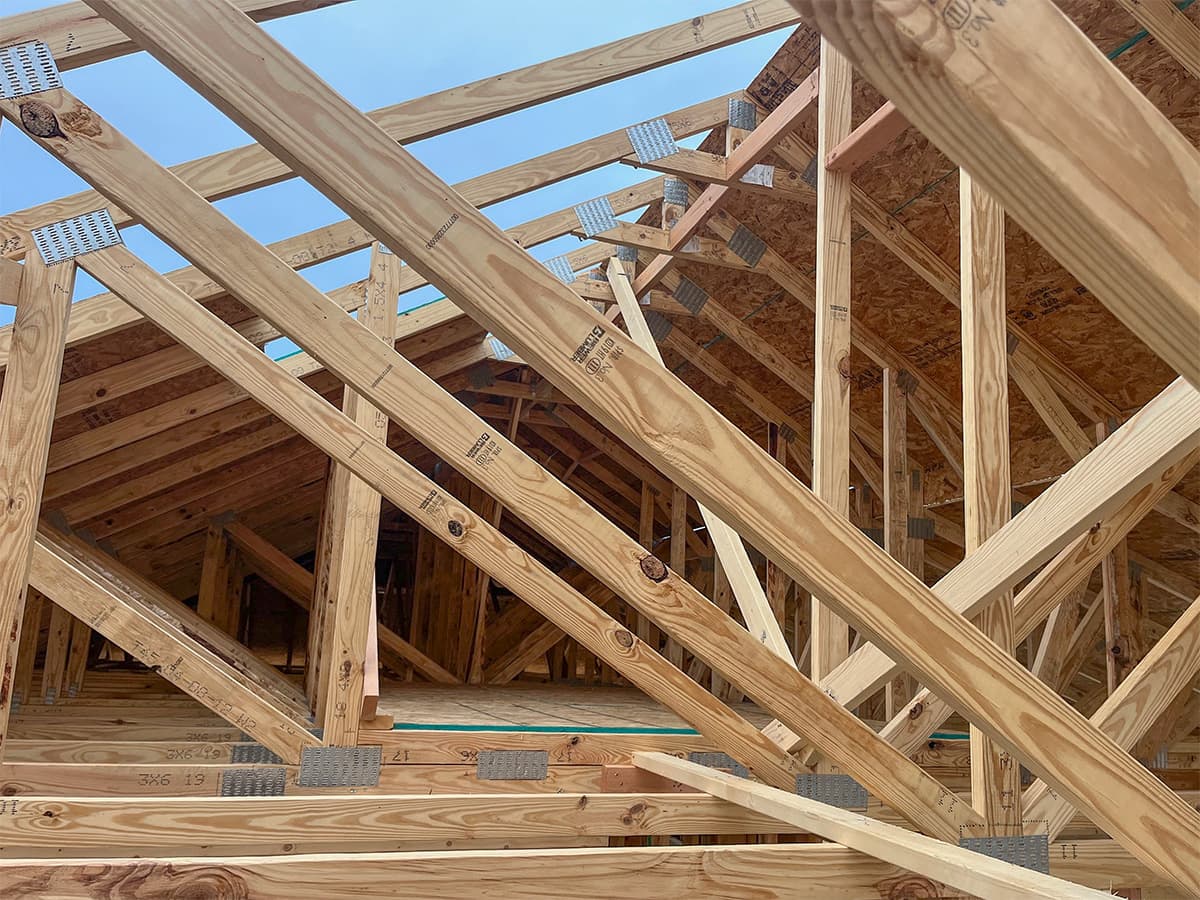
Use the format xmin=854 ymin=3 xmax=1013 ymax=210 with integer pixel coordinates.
xmin=0 ymin=0 xmax=801 ymax=258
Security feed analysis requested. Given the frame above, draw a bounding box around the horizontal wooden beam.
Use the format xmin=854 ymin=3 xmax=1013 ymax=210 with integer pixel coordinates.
xmin=635 ymin=753 xmax=1111 ymax=900
xmin=824 ymin=101 xmax=908 ymax=173
xmin=0 ymin=841 xmax=1173 ymax=898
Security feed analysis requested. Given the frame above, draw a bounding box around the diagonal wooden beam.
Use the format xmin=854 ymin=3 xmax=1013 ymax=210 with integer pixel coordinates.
xmin=1024 ymin=594 xmax=1200 ymax=839
xmin=825 ymin=101 xmax=908 ymax=173
xmin=0 ymin=0 xmax=798 ymax=257
xmin=0 ymin=255 xmax=74 ymax=756
xmin=0 ymin=0 xmax=348 ymax=71
xmin=635 ymin=752 xmax=1112 ymax=900
xmin=802 ymin=402 xmax=1200 ymax=738
xmin=70 ymin=4 xmax=1200 ymax=879
xmin=29 ymin=528 xmax=319 ymax=763
xmin=791 ymin=0 xmax=1200 ymax=391
xmin=609 ymin=257 xmax=793 ymax=663
xmin=72 ymin=245 xmax=805 ymax=791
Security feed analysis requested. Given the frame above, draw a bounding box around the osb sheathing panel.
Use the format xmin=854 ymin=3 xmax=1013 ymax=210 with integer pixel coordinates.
xmin=649 ymin=4 xmax=1199 ymax=603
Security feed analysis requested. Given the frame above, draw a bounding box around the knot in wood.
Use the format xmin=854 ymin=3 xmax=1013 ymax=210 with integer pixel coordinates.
xmin=19 ymin=101 xmax=64 ymax=139
xmin=638 ymin=554 xmax=667 ymax=582
xmin=615 ymin=629 xmax=635 ymax=649
xmin=447 ymin=520 xmax=464 ymax=538
xmin=908 ymin=701 xmax=924 ymax=719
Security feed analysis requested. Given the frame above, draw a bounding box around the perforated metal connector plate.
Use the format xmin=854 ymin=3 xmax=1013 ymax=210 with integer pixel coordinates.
xmin=0 ymin=41 xmax=61 ymax=100
xmin=488 ymin=335 xmax=515 ymax=361
xmin=574 ymin=197 xmax=619 ymax=237
xmin=862 ymin=527 xmax=885 ymax=547
xmin=231 ymin=743 xmax=284 ymax=765
xmin=221 ymin=767 xmax=287 ymax=797
xmin=959 ymin=834 xmax=1050 ymax=874
xmin=477 ymin=750 xmax=549 ymax=780
xmin=801 ymin=155 xmax=820 ymax=188
xmin=297 ymin=745 xmax=382 ymax=787
xmin=728 ymin=98 xmax=758 ymax=131
xmin=544 ymin=255 xmax=575 ymax=284
xmin=662 ymin=177 xmax=690 ymax=208
xmin=907 ymin=517 xmax=936 ymax=540
xmin=616 ymin=245 xmax=639 ymax=263
xmin=727 ymin=224 xmax=767 ymax=268
xmin=688 ymin=751 xmax=748 ymax=779
xmin=778 ymin=423 xmax=797 ymax=444
xmin=795 ymin=774 xmax=868 ymax=810
xmin=645 ymin=311 xmax=673 ymax=342
xmin=740 ymin=163 xmax=774 ymax=188
xmin=673 ymin=278 xmax=709 ymax=315
xmin=626 ymin=118 xmax=679 ymax=163
xmin=31 ymin=210 xmax=123 ymax=265
xmin=467 ymin=360 xmax=495 ymax=389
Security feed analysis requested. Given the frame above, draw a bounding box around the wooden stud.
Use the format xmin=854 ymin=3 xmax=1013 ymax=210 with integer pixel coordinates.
xmin=810 ymin=37 xmax=853 ymax=687
xmin=960 ymin=170 xmax=1019 ymax=835
xmin=314 ymin=243 xmax=400 ymax=744
xmin=0 ymin=255 xmax=74 ymax=755
xmin=1111 ymin=0 xmax=1200 ymax=80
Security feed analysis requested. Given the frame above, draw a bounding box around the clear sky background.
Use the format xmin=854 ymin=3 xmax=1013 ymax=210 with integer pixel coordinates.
xmin=0 ymin=0 xmax=794 ymax=353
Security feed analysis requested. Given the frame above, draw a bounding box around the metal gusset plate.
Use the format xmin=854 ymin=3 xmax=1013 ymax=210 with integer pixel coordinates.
xmin=688 ymin=751 xmax=748 ymax=779
xmin=220 ymin=767 xmax=287 ymax=797
xmin=574 ymin=197 xmax=619 ymax=237
xmin=231 ymin=743 xmax=284 ymax=765
xmin=297 ymin=745 xmax=382 ymax=787
xmin=477 ymin=749 xmax=549 ymax=780
xmin=795 ymin=773 xmax=868 ymax=811
xmin=959 ymin=834 xmax=1050 ymax=874
xmin=31 ymin=210 xmax=123 ymax=265
xmin=673 ymin=277 xmax=710 ymax=315
xmin=0 ymin=41 xmax=61 ymax=99
xmin=626 ymin=118 xmax=679 ymax=163
xmin=544 ymin=255 xmax=575 ymax=284
xmin=645 ymin=311 xmax=673 ymax=342
xmin=728 ymin=97 xmax=758 ymax=131
xmin=727 ymin=224 xmax=767 ymax=268
xmin=662 ymin=177 xmax=690 ymax=208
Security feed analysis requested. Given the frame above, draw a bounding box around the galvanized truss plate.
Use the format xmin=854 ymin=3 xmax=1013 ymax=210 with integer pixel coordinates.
xmin=467 ymin=360 xmax=495 ymax=390
xmin=231 ymin=743 xmax=284 ymax=765
xmin=574 ymin=197 xmax=619 ymax=237
xmin=544 ymin=255 xmax=575 ymax=284
xmin=727 ymin=224 xmax=767 ymax=268
xmin=645 ymin=311 xmax=673 ymax=342
xmin=626 ymin=118 xmax=679 ymax=163
xmin=43 ymin=687 xmax=57 ymax=704
xmin=488 ymin=335 xmax=516 ymax=361
xmin=477 ymin=750 xmax=549 ymax=780
xmin=728 ymin=98 xmax=758 ymax=132
xmin=801 ymin=155 xmax=820 ymax=188
xmin=1011 ymin=499 xmax=1028 ymax=517
xmin=662 ymin=177 xmax=690 ymax=208
xmin=907 ymin=517 xmax=936 ymax=540
xmin=740 ymin=164 xmax=774 ymax=188
xmin=687 ymin=752 xmax=748 ymax=779
xmin=959 ymin=834 xmax=1050 ymax=874
xmin=220 ymin=767 xmax=287 ymax=797
xmin=615 ymin=245 xmax=639 ymax=263
xmin=0 ymin=41 xmax=61 ymax=100
xmin=31 ymin=210 xmax=123 ymax=266
xmin=778 ymin=423 xmax=797 ymax=444
xmin=588 ymin=267 xmax=609 ymax=281
xmin=672 ymin=277 xmax=710 ymax=315
xmin=297 ymin=745 xmax=382 ymax=787
xmin=795 ymin=774 xmax=868 ymax=811
xmin=862 ymin=527 xmax=885 ymax=548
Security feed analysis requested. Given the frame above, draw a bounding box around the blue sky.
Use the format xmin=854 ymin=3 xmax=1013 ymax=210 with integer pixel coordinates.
xmin=0 ymin=0 xmax=793 ymax=348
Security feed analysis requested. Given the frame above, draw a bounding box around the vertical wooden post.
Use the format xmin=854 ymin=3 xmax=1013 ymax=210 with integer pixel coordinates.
xmin=960 ymin=170 xmax=1020 ymax=836
xmin=0 ymin=254 xmax=75 ymax=755
xmin=197 ymin=523 xmax=238 ymax=634
xmin=810 ymin=38 xmax=853 ymax=685
xmin=882 ymin=368 xmax=914 ymax=719
xmin=40 ymin=602 xmax=71 ymax=704
xmin=316 ymin=243 xmax=400 ymax=745
xmin=12 ymin=591 xmax=44 ymax=709
xmin=668 ymin=484 xmax=688 ymax=668
xmin=63 ymin=614 xmax=91 ymax=700
xmin=467 ymin=393 xmax=523 ymax=684
xmin=765 ymin=425 xmax=791 ymax=631
xmin=1103 ymin=538 xmax=1145 ymax=693
xmin=637 ymin=481 xmax=658 ymax=650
